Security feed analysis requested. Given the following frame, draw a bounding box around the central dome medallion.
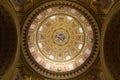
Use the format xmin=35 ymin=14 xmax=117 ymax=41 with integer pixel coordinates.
xmin=53 ymin=29 xmax=69 ymax=45
xmin=22 ymin=1 xmax=99 ymax=79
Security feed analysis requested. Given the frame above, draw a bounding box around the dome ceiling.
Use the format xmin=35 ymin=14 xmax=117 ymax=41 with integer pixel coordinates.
xmin=28 ymin=6 xmax=93 ymax=72
xmin=21 ymin=1 xmax=100 ymax=79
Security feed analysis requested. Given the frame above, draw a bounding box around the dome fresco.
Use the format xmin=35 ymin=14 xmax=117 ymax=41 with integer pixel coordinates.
xmin=22 ymin=1 xmax=100 ymax=79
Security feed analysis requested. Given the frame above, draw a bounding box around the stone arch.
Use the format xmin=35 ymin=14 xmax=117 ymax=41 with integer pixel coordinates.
xmin=0 ymin=0 xmax=20 ymax=80
xmin=101 ymin=1 xmax=120 ymax=80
